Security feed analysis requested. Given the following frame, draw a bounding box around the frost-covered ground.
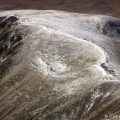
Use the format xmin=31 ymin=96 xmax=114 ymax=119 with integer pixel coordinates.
xmin=0 ymin=10 xmax=120 ymax=120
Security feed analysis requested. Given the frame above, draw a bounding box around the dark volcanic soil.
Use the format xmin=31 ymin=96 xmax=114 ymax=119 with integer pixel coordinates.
xmin=0 ymin=0 xmax=120 ymax=18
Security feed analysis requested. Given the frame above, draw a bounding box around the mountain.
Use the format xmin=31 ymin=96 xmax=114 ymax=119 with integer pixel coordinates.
xmin=0 ymin=10 xmax=120 ymax=120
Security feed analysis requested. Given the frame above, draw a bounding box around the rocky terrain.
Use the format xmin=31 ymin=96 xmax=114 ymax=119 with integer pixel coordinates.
xmin=0 ymin=10 xmax=120 ymax=120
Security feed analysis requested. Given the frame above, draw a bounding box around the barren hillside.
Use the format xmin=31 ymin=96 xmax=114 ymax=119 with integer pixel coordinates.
xmin=0 ymin=10 xmax=120 ymax=120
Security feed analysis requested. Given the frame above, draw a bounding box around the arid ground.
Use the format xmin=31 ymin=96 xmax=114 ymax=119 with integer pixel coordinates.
xmin=0 ymin=0 xmax=120 ymax=18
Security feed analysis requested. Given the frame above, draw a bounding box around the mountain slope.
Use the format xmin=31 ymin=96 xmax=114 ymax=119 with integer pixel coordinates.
xmin=0 ymin=10 xmax=120 ymax=120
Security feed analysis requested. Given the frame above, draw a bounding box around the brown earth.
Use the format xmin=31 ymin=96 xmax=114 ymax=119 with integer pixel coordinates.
xmin=0 ymin=0 xmax=120 ymax=18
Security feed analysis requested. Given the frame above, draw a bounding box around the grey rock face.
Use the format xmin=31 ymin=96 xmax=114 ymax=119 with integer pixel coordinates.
xmin=0 ymin=10 xmax=120 ymax=120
